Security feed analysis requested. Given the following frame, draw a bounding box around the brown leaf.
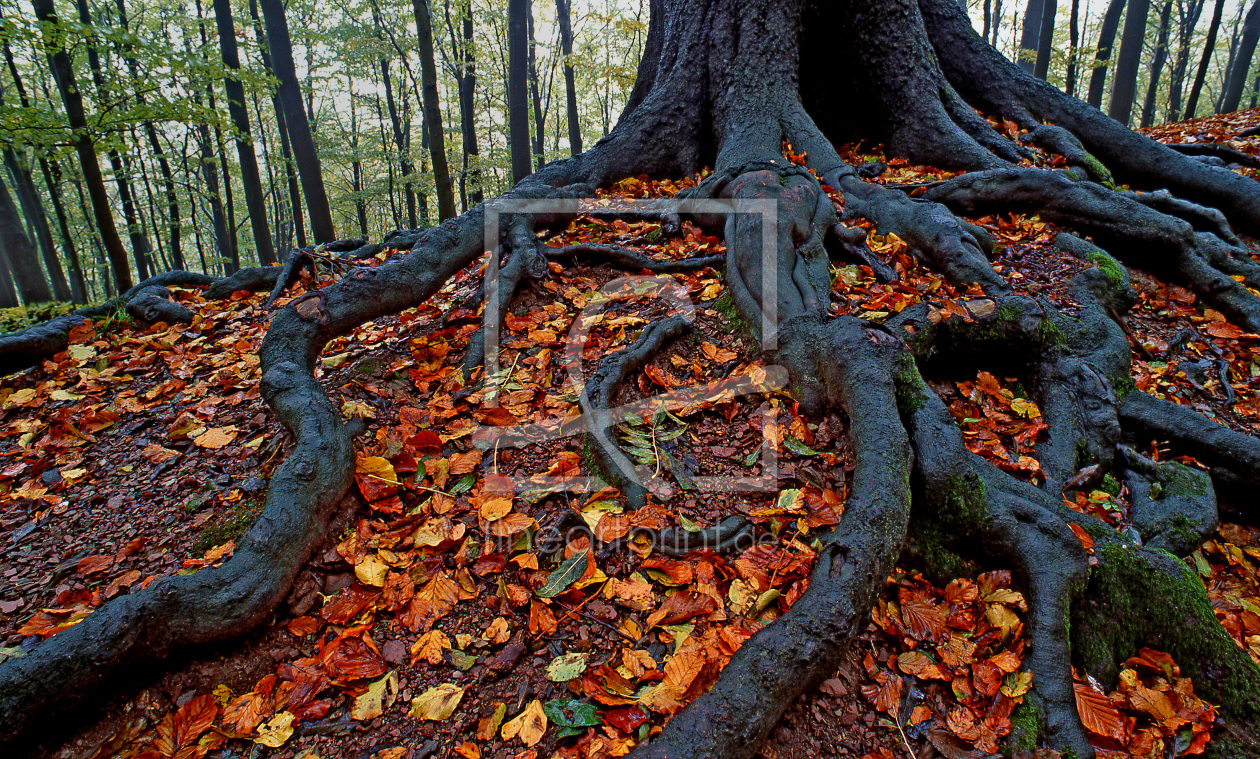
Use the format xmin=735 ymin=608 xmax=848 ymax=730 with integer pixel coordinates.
xmin=1074 ymin=681 xmax=1125 ymax=742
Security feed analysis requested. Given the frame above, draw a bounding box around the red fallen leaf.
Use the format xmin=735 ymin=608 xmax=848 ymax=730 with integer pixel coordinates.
xmin=860 ymin=670 xmax=902 ymax=714
xmin=1205 ymin=322 xmax=1242 ymax=339
xmin=1069 ymin=523 xmax=1095 ymax=554
xmin=76 ymin=554 xmax=114 ymax=577
xmin=641 ymin=557 xmax=694 ymax=585
xmin=171 ymin=694 xmax=218 ymax=749
xmin=529 ymin=599 xmax=558 ymax=635
xmin=1125 ymin=647 xmax=1179 ymax=680
xmin=319 ymin=586 xmax=380 ymax=625
xmin=287 ymin=616 xmax=323 ymax=637
xmin=472 ymin=553 xmax=507 ymax=576
xmin=900 ymin=599 xmax=949 ymax=642
xmin=222 ymin=691 xmax=272 ymax=736
xmin=119 ymin=536 xmax=147 ymax=558
xmin=406 ymin=430 xmax=444 ymax=455
xmin=647 ymin=590 xmax=720 ymax=628
xmin=477 ymin=407 xmax=518 ymax=426
xmin=1074 ymin=681 xmax=1125 ymax=742
xmin=401 ymin=574 xmax=461 ymax=632
xmin=643 ymin=364 xmax=676 ymax=388
xmin=604 ymin=705 xmax=649 ymax=733
xmin=322 ymin=635 xmax=388 ymax=681
xmin=972 ymin=658 xmax=1003 ymax=698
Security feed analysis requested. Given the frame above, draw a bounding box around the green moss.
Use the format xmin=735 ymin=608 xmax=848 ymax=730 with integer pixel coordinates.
xmin=0 ymin=301 xmax=76 ymax=333
xmin=1008 ymin=700 xmax=1042 ymax=752
xmin=894 ymin=356 xmax=928 ymax=415
xmin=1108 ymin=371 xmax=1137 ymax=400
xmin=1167 ymin=514 xmax=1199 ymax=549
xmin=192 ymin=499 xmax=264 ymax=554
xmin=712 ymin=291 xmax=756 ymax=344
xmin=1035 ymin=318 xmax=1064 ymax=348
xmin=1154 ymin=462 xmax=1211 ymax=498
xmin=1099 ymin=473 xmax=1121 ymax=496
xmin=1075 ymin=540 xmax=1260 ymax=721
xmin=1086 ymin=252 xmax=1128 ymax=293
xmin=905 ymin=523 xmax=981 ymax=582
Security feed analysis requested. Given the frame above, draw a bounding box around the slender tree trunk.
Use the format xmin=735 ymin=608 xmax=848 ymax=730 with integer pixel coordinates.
xmin=112 ymin=0 xmax=184 ymax=271
xmin=991 ymin=0 xmax=1004 ymax=46
xmin=258 ymin=0 xmax=336 ymax=242
xmin=1034 ymin=0 xmax=1058 ymax=80
xmin=31 ymin=0 xmax=134 ymax=290
xmin=3 ymin=44 xmax=86 ymax=301
xmin=247 ymin=0 xmax=306 ymax=250
xmin=1221 ymin=0 xmax=1260 ymax=113
xmin=4 ymin=151 xmax=70 ymax=301
xmin=1140 ymin=0 xmax=1174 ymax=126
xmin=379 ymin=51 xmax=418 ymax=227
xmin=213 ymin=0 xmax=277 ymax=265
xmin=527 ymin=1 xmax=546 ymax=168
xmin=348 ymin=75 xmax=369 ymax=237
xmin=983 ymin=0 xmax=992 ymax=40
xmin=1087 ymin=0 xmax=1127 ymax=108
xmin=1216 ymin=7 xmax=1246 ymax=113
xmin=133 ymin=151 xmax=169 ymax=271
xmin=0 ymin=228 xmax=18 ymax=308
xmin=1185 ymin=0 xmax=1226 ymax=117
xmin=373 ymin=90 xmax=403 ymax=230
xmin=0 ymin=172 xmax=54 ymax=303
xmin=1018 ymin=0 xmax=1044 ymax=74
xmin=41 ymin=160 xmax=87 ymax=303
xmin=556 ymin=0 xmax=582 ymax=155
xmin=1064 ymin=0 xmax=1081 ymax=95
xmin=412 ymin=0 xmax=457 ymax=220
xmin=1166 ymin=0 xmax=1205 ymax=121
xmin=458 ymin=1 xmax=483 ymax=204
xmin=508 ymin=0 xmax=532 ymax=182
xmin=1108 ymin=0 xmax=1152 ymax=125
xmin=75 ymin=0 xmax=152 ymax=280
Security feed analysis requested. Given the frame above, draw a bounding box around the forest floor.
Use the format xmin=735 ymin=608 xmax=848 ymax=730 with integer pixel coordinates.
xmin=4 ymin=109 xmax=1260 ymax=759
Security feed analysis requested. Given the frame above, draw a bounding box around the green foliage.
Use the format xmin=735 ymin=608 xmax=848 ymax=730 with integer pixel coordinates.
xmin=0 ymin=301 xmax=74 ymax=333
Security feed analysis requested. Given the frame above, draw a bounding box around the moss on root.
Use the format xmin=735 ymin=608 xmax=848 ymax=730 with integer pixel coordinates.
xmin=1007 ymin=699 xmax=1043 ymax=754
xmin=1073 ymin=540 xmax=1260 ymax=744
xmin=1086 ymin=251 xmax=1128 ymax=293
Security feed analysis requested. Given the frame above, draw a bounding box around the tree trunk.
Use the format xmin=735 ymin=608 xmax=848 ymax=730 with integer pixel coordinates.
xmin=527 ymin=0 xmax=547 ymax=168
xmin=1166 ymin=0 xmax=1205 ymax=121
xmin=456 ymin=0 xmax=483 ymax=204
xmin=0 ymin=171 xmax=54 ymax=303
xmin=31 ymin=0 xmax=134 ymax=291
xmin=557 ymin=0 xmax=582 ymax=154
xmin=1184 ymin=0 xmax=1225 ymax=117
xmin=1087 ymin=0 xmax=1127 ymax=108
xmin=1034 ymin=0 xmax=1058 ymax=80
xmin=248 ymin=0 xmax=306 ymax=249
xmin=508 ymin=0 xmax=533 ymax=183
xmin=412 ymin=0 xmax=457 ymax=221
xmin=258 ymin=0 xmax=336 ymax=242
xmin=1107 ymin=0 xmax=1152 ymax=125
xmin=214 ymin=0 xmax=277 ymax=266
xmin=1064 ymin=0 xmax=1081 ymax=95
xmin=348 ymin=75 xmax=369 ymax=238
xmin=0 ymin=228 xmax=18 ymax=308
xmin=1221 ymin=0 xmax=1260 ymax=113
xmin=1140 ymin=0 xmax=1174 ymax=126
xmin=4 ymin=151 xmax=71 ymax=301
xmin=1017 ymin=0 xmax=1044 ymax=73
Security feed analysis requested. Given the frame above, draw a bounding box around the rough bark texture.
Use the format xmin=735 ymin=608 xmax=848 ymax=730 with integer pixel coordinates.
xmin=4 ymin=0 xmax=1260 ymax=757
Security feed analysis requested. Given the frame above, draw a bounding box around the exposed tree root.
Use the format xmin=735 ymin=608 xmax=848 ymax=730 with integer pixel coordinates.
xmin=7 ymin=1 xmax=1260 ymax=756
xmin=581 ymin=313 xmax=694 ymax=509
xmin=545 ymin=243 xmax=725 ymax=273
xmin=0 ymin=267 xmax=283 ymax=376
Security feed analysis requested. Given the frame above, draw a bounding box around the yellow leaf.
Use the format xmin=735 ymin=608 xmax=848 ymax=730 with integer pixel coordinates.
xmin=194 ymin=426 xmax=239 ymax=449
xmin=410 ymin=683 xmax=464 ymax=721
xmin=352 ymin=671 xmax=398 ymax=721
xmin=49 ymin=389 xmax=85 ymax=401
xmin=500 ymin=699 xmax=547 ymax=746
xmin=341 ymin=400 xmax=376 ymax=419
xmin=1010 ymin=398 xmax=1040 ymax=419
xmin=254 ymin=711 xmax=295 ymax=747
xmin=477 ymin=702 xmax=507 ymax=740
xmin=479 ymin=496 xmax=513 ymax=522
xmin=67 ymin=345 xmax=97 ymax=362
xmin=355 ymin=554 xmax=389 ymax=587
xmin=411 ymin=630 xmax=451 ymax=666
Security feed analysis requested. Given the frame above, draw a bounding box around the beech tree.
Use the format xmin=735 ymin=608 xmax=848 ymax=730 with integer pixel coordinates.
xmin=4 ymin=2 xmax=1260 ymax=759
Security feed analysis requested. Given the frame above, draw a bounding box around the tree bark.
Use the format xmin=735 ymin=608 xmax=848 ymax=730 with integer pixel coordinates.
xmin=527 ymin=0 xmax=547 ymax=168
xmin=248 ymin=0 xmax=306 ymax=249
xmin=508 ymin=0 xmax=533 ymax=183
xmin=214 ymin=0 xmax=278 ymax=266
xmin=1064 ymin=0 xmax=1081 ymax=96
xmin=258 ymin=0 xmax=336 ymax=242
xmin=557 ymin=0 xmax=582 ymax=154
xmin=1087 ymin=0 xmax=1127 ymax=108
xmin=3 ymin=151 xmax=71 ymax=301
xmin=31 ymin=0 xmax=134 ymax=291
xmin=1107 ymin=0 xmax=1152 ymax=125
xmin=1018 ymin=0 xmax=1044 ymax=74
xmin=0 ymin=171 xmax=54 ymax=303
xmin=1184 ymin=0 xmax=1225 ymax=117
xmin=1140 ymin=0 xmax=1174 ymax=126
xmin=1221 ymin=0 xmax=1260 ymax=113
xmin=1166 ymin=0 xmax=1205 ymax=121
xmin=374 ymin=7 xmax=419 ymax=229
xmin=1034 ymin=0 xmax=1058 ymax=80
xmin=412 ymin=0 xmax=457 ymax=221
